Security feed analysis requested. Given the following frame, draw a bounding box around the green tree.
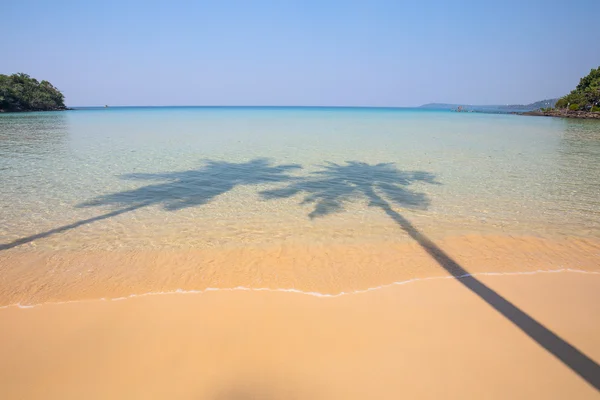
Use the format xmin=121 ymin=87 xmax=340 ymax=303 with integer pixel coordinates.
xmin=555 ymin=67 xmax=600 ymax=111
xmin=0 ymin=73 xmax=66 ymax=112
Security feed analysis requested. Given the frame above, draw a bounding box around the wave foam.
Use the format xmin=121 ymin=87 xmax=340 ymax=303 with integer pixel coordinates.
xmin=2 ymin=268 xmax=599 ymax=310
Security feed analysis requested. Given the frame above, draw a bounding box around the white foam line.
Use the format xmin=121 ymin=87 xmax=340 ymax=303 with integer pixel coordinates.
xmin=1 ymin=268 xmax=599 ymax=310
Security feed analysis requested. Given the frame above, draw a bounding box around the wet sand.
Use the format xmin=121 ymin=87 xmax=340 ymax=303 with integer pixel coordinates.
xmin=1 ymin=235 xmax=599 ymax=306
xmin=1 ymin=271 xmax=599 ymax=399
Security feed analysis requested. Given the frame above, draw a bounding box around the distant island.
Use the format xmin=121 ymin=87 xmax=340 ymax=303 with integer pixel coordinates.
xmin=420 ymin=99 xmax=558 ymax=113
xmin=0 ymin=73 xmax=67 ymax=112
xmin=423 ymin=67 xmax=599 ymax=119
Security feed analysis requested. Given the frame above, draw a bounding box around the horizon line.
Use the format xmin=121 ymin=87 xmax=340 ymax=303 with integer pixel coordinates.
xmin=68 ymin=99 xmax=558 ymax=109
xmin=69 ymin=105 xmax=423 ymax=109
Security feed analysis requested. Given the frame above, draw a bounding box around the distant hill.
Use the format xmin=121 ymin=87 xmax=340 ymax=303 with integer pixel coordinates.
xmin=497 ymin=99 xmax=558 ymax=111
xmin=420 ymin=99 xmax=558 ymax=112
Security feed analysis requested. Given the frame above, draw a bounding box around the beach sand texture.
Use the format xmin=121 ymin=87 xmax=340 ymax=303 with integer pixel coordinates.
xmin=1 ymin=271 xmax=599 ymax=399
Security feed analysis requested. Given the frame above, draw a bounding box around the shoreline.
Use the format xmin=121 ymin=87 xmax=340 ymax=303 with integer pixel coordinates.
xmin=2 ymin=267 xmax=597 ymax=310
xmin=1 ymin=270 xmax=599 ymax=399
xmin=520 ymin=109 xmax=600 ymax=119
xmin=0 ymin=107 xmax=71 ymax=113
xmin=2 ymin=234 xmax=599 ymax=307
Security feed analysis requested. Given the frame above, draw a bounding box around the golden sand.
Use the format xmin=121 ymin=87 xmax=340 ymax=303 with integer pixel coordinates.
xmin=1 ymin=235 xmax=599 ymax=306
xmin=0 ymin=271 xmax=599 ymax=399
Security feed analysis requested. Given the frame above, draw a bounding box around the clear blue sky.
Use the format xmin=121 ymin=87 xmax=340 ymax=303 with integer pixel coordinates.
xmin=2 ymin=0 xmax=599 ymax=107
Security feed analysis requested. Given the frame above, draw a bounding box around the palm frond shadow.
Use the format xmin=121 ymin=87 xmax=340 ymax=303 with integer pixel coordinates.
xmin=79 ymin=158 xmax=301 ymax=211
xmin=0 ymin=158 xmax=301 ymax=251
xmin=261 ymin=161 xmax=600 ymax=390
xmin=261 ymin=161 xmax=438 ymax=219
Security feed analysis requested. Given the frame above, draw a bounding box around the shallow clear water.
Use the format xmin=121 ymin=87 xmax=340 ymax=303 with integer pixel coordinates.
xmin=1 ymin=107 xmax=600 ymax=251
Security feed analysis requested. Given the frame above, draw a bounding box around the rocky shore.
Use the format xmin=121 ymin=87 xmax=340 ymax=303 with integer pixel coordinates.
xmin=0 ymin=106 xmax=69 ymax=113
xmin=521 ymin=109 xmax=600 ymax=119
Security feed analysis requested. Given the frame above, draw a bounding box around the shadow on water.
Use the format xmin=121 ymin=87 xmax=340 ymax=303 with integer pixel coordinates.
xmin=0 ymin=158 xmax=301 ymax=251
xmin=78 ymin=158 xmax=301 ymax=211
xmin=261 ymin=161 xmax=600 ymax=391
xmin=261 ymin=161 xmax=437 ymax=219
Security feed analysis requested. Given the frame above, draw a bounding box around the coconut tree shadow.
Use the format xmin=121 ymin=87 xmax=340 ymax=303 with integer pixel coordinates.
xmin=262 ymin=161 xmax=437 ymax=220
xmin=79 ymin=158 xmax=301 ymax=211
xmin=261 ymin=161 xmax=600 ymax=390
xmin=0 ymin=158 xmax=301 ymax=251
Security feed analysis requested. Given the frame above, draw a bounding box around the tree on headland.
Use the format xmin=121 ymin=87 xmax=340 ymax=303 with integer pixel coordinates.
xmin=0 ymin=73 xmax=66 ymax=112
xmin=555 ymin=67 xmax=600 ymax=112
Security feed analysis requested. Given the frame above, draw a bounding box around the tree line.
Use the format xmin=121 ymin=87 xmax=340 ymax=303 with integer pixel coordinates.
xmin=555 ymin=67 xmax=600 ymax=112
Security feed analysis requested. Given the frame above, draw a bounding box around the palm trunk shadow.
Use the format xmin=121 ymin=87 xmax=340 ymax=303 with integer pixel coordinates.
xmin=369 ymin=190 xmax=600 ymax=390
xmin=0 ymin=203 xmax=147 ymax=251
xmin=1 ymin=158 xmax=302 ymax=252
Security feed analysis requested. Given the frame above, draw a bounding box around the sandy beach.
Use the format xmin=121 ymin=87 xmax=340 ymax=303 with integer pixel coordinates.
xmin=1 ymin=270 xmax=599 ymax=399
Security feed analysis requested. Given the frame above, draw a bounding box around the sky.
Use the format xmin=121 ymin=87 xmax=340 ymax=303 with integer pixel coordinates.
xmin=2 ymin=0 xmax=599 ymax=107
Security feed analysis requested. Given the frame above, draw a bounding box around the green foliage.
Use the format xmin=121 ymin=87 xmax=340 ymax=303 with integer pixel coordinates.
xmin=556 ymin=67 xmax=600 ymax=111
xmin=592 ymin=106 xmax=600 ymax=112
xmin=0 ymin=73 xmax=66 ymax=112
xmin=569 ymin=103 xmax=580 ymax=111
xmin=555 ymin=98 xmax=567 ymax=108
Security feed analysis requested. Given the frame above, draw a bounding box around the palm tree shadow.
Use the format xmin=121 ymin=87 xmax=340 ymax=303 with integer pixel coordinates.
xmin=262 ymin=161 xmax=437 ymax=219
xmin=261 ymin=161 xmax=600 ymax=390
xmin=79 ymin=158 xmax=301 ymax=211
xmin=0 ymin=158 xmax=301 ymax=251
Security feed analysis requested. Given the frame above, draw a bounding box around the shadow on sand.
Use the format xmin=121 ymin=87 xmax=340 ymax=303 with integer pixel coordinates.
xmin=261 ymin=161 xmax=600 ymax=391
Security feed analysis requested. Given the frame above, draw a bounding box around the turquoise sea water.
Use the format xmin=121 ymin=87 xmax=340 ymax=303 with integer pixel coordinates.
xmin=1 ymin=107 xmax=600 ymax=251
